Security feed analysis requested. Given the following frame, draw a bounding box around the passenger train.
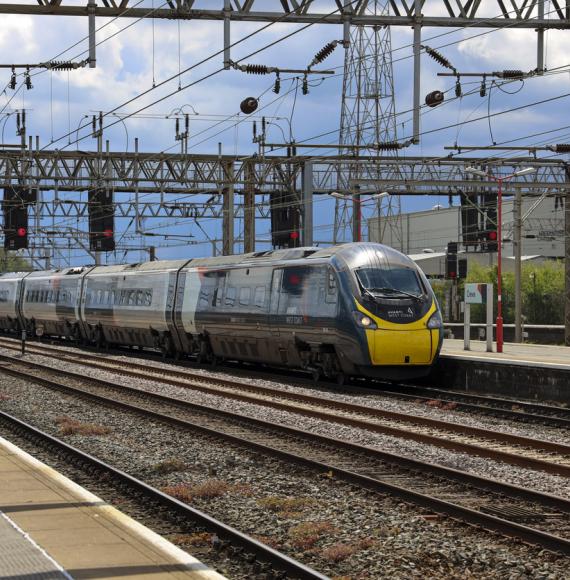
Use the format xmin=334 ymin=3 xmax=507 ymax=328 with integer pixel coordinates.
xmin=0 ymin=243 xmax=443 ymax=382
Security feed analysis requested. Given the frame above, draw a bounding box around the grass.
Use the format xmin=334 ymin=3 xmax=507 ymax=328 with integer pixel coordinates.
xmin=162 ymin=479 xmax=231 ymax=503
xmin=257 ymin=496 xmax=316 ymax=517
xmin=152 ymin=458 xmax=187 ymax=474
xmin=288 ymin=521 xmax=337 ymax=550
xmin=321 ymin=538 xmax=377 ymax=563
xmin=56 ymin=416 xmax=111 ymax=436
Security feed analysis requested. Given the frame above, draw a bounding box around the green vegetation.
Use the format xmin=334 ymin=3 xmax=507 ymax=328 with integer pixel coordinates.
xmin=0 ymin=249 xmax=32 ymax=273
xmin=431 ymin=261 xmax=565 ymax=325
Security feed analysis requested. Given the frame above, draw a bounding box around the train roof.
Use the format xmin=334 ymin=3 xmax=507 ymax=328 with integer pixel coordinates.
xmin=24 ymin=266 xmax=92 ymax=279
xmin=0 ymin=243 xmax=413 ymax=278
xmin=0 ymin=271 xmax=31 ymax=281
xmin=86 ymin=259 xmax=189 ymax=276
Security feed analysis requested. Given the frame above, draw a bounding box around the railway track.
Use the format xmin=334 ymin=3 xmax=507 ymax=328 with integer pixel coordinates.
xmin=1 ymin=352 xmax=570 ymax=555
xmin=1 ymin=340 xmax=569 ymax=478
xmin=1 ymin=335 xmax=568 ymax=430
xmin=0 ymin=411 xmax=326 ymax=580
xmin=376 ymin=383 xmax=570 ymax=429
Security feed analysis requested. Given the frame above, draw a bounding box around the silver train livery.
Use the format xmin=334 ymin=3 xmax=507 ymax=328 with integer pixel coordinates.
xmin=0 ymin=243 xmax=443 ymax=382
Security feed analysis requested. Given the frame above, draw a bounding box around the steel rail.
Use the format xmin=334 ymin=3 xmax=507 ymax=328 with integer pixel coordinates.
xmin=1 ymin=357 xmax=570 ymax=555
xmin=3 ymin=337 xmax=568 ymax=428
xmin=0 ymin=410 xmax=327 ymax=580
xmin=378 ymin=384 xmax=570 ymax=428
xmin=2 ymin=343 xmax=569 ymax=476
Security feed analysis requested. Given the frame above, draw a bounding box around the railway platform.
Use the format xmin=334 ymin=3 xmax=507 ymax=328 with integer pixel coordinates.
xmin=0 ymin=435 xmax=226 ymax=580
xmin=432 ymin=339 xmax=570 ymax=404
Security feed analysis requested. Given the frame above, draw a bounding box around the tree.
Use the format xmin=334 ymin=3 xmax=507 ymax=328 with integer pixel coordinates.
xmin=0 ymin=250 xmax=32 ymax=273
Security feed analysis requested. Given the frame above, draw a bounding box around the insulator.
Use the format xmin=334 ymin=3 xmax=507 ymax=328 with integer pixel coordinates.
xmin=554 ymin=144 xmax=570 ymax=153
xmin=244 ymin=64 xmax=270 ymax=75
xmin=92 ymin=115 xmax=97 ymax=132
xmin=262 ymin=117 xmax=266 ymax=133
xmin=240 ymin=97 xmax=258 ymax=115
xmin=455 ymin=79 xmax=462 ymax=98
xmin=292 ymin=145 xmax=297 ymax=156
xmin=313 ymin=42 xmax=337 ymax=65
xmin=501 ymin=69 xmax=525 ymax=79
xmin=273 ymin=74 xmax=281 ymax=94
xmin=302 ymin=76 xmax=308 ymax=95
xmin=9 ymin=67 xmax=16 ymax=90
xmin=377 ymin=141 xmax=401 ymax=150
xmin=479 ymin=79 xmax=487 ymax=98
xmin=185 ymin=114 xmax=189 ymax=132
xmin=253 ymin=121 xmax=257 ymax=139
xmin=175 ymin=118 xmax=180 ymax=136
xmin=49 ymin=61 xmax=78 ymax=71
xmin=24 ymin=68 xmax=32 ymax=90
xmin=425 ymin=90 xmax=444 ymax=108
xmin=421 ymin=45 xmax=454 ymax=71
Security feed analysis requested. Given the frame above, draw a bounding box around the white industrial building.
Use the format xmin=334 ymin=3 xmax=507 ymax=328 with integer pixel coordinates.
xmin=368 ymin=195 xmax=564 ymax=276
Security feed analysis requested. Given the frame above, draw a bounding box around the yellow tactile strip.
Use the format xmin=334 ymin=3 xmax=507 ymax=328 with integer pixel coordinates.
xmin=0 ymin=436 xmax=227 ymax=580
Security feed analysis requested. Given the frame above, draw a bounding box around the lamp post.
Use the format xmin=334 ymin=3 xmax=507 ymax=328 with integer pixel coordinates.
xmin=329 ymin=191 xmax=390 ymax=242
xmin=465 ymin=166 xmax=536 ymax=353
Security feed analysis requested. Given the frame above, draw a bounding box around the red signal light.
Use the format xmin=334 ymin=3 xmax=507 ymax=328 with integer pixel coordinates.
xmin=16 ymin=227 xmax=26 ymax=237
xmin=488 ymin=231 xmax=497 ymax=241
xmin=103 ymin=228 xmax=113 ymax=238
xmin=449 ymin=271 xmax=456 ymax=279
xmin=290 ymin=231 xmax=299 ymax=240
xmin=289 ymin=274 xmax=300 ymax=285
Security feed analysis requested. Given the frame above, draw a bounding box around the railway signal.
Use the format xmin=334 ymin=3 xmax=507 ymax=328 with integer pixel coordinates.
xmin=88 ymin=188 xmax=115 ymax=252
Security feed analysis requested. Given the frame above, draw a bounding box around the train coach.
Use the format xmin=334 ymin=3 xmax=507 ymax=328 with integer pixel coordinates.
xmin=0 ymin=242 xmax=443 ymax=383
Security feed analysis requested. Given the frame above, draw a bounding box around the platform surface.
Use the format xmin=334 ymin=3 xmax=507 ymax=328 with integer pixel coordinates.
xmin=441 ymin=338 xmax=570 ymax=369
xmin=0 ymin=435 xmax=226 ymax=580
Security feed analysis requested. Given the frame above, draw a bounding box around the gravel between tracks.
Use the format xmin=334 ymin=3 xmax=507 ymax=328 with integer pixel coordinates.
xmin=0 ymin=371 xmax=569 ymax=580
xmin=3 ymin=345 xmax=569 ymax=501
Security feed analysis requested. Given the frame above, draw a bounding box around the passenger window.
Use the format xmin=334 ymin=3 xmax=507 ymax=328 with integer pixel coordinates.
xmin=239 ymin=287 xmax=251 ymax=306
xmin=281 ymin=267 xmax=307 ymax=296
xmin=212 ymin=288 xmax=219 ymax=307
xmin=136 ymin=290 xmax=144 ymax=306
xmin=128 ymin=291 xmax=136 ymax=306
xmin=144 ymin=290 xmax=152 ymax=306
xmin=225 ymin=286 xmax=236 ymax=307
xmin=254 ymin=286 xmax=266 ymax=308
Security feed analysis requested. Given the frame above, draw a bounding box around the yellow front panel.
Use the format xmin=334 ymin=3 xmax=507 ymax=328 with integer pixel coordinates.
xmin=367 ymin=328 xmax=433 ymax=365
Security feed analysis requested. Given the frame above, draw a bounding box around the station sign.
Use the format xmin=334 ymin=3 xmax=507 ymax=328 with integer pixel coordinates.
xmin=465 ymin=283 xmax=487 ymax=304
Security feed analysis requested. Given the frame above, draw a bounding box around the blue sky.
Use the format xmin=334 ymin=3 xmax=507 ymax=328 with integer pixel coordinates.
xmin=0 ymin=4 xmax=569 ymax=265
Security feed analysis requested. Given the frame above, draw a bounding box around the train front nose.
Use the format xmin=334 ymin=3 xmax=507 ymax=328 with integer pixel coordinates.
xmin=369 ymin=327 xmax=437 ymax=365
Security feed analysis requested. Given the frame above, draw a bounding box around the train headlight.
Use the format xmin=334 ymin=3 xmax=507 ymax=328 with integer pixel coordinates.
xmin=353 ymin=312 xmax=377 ymax=329
xmin=427 ymin=310 xmax=443 ymax=329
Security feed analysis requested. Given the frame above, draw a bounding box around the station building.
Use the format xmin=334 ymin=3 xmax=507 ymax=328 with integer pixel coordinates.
xmin=368 ymin=196 xmax=565 ymax=277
